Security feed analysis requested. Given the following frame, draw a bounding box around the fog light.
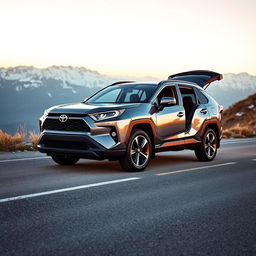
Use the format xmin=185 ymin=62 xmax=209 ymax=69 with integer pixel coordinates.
xmin=111 ymin=132 xmax=117 ymax=137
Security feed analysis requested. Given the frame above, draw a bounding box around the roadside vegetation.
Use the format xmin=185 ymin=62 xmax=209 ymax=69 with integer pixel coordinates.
xmin=29 ymin=131 xmax=40 ymax=149
xmin=222 ymin=126 xmax=256 ymax=138
xmin=0 ymin=129 xmax=39 ymax=152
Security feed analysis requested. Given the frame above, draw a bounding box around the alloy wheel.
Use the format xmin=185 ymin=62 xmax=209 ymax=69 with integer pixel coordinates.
xmin=130 ymin=135 xmax=150 ymax=168
xmin=204 ymin=131 xmax=217 ymax=158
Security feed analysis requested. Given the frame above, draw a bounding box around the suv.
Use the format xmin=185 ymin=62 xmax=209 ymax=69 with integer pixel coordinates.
xmin=38 ymin=70 xmax=223 ymax=172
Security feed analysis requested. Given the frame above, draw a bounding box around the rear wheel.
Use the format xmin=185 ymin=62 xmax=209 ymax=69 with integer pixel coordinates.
xmin=51 ymin=155 xmax=80 ymax=165
xmin=119 ymin=129 xmax=152 ymax=172
xmin=195 ymin=128 xmax=218 ymax=161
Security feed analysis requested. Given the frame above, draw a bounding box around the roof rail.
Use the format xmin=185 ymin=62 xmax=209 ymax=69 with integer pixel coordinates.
xmin=110 ymin=81 xmax=135 ymax=86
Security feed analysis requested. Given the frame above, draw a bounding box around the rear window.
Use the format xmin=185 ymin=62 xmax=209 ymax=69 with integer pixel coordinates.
xmin=196 ymin=88 xmax=209 ymax=104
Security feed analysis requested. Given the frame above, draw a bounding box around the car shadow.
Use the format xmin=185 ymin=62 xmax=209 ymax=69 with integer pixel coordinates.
xmin=46 ymin=152 xmax=197 ymax=174
xmin=47 ymin=160 xmax=122 ymax=174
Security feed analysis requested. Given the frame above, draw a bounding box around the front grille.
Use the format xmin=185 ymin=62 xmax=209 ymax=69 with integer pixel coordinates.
xmin=43 ymin=118 xmax=90 ymax=132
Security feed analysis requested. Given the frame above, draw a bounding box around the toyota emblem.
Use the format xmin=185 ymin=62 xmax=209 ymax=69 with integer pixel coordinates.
xmin=59 ymin=114 xmax=68 ymax=122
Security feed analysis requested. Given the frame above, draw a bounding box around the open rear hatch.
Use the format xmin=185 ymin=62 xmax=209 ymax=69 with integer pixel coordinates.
xmin=168 ymin=70 xmax=223 ymax=89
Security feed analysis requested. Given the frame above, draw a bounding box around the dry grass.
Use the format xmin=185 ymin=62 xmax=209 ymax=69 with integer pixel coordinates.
xmin=0 ymin=129 xmax=26 ymax=151
xmin=29 ymin=132 xmax=40 ymax=149
xmin=222 ymin=126 xmax=256 ymax=138
xmin=0 ymin=129 xmax=40 ymax=151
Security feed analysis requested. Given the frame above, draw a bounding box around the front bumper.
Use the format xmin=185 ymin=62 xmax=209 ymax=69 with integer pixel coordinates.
xmin=37 ymin=132 xmax=126 ymax=160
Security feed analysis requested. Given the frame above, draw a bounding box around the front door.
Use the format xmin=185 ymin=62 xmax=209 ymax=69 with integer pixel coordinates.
xmin=155 ymin=86 xmax=185 ymax=141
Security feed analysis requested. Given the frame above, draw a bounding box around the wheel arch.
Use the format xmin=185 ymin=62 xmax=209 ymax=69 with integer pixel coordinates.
xmin=200 ymin=120 xmax=221 ymax=148
xmin=126 ymin=120 xmax=156 ymax=158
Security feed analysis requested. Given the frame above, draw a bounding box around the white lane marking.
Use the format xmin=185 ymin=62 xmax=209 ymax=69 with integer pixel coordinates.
xmin=221 ymin=139 xmax=256 ymax=145
xmin=0 ymin=177 xmax=141 ymax=203
xmin=156 ymin=162 xmax=237 ymax=176
xmin=252 ymin=159 xmax=256 ymax=161
xmin=0 ymin=156 xmax=50 ymax=163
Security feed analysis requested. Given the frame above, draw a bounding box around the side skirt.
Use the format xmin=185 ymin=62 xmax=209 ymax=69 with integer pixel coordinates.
xmin=155 ymin=137 xmax=201 ymax=152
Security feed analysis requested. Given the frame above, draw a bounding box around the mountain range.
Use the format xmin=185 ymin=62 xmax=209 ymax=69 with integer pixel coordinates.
xmin=0 ymin=66 xmax=255 ymax=133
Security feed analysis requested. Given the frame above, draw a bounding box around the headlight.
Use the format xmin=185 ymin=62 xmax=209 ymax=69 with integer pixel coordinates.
xmin=89 ymin=110 xmax=125 ymax=121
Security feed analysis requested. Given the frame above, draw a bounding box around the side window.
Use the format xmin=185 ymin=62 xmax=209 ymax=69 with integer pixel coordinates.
xmin=157 ymin=86 xmax=178 ymax=104
xmin=196 ymin=88 xmax=209 ymax=104
xmin=179 ymin=86 xmax=197 ymax=105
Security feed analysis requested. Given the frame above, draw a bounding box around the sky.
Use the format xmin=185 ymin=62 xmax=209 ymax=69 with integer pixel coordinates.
xmin=0 ymin=0 xmax=255 ymax=78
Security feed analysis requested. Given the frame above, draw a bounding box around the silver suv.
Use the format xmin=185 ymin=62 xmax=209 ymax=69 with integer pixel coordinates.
xmin=38 ymin=70 xmax=223 ymax=172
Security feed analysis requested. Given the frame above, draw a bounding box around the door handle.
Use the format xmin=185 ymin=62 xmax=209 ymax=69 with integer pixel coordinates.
xmin=177 ymin=112 xmax=184 ymax=117
xmin=200 ymin=108 xmax=208 ymax=114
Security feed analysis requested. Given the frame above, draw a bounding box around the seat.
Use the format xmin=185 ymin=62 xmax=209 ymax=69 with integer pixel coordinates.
xmin=130 ymin=94 xmax=140 ymax=103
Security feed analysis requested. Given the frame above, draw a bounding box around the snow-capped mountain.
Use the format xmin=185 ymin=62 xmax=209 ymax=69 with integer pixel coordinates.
xmin=206 ymin=72 xmax=256 ymax=108
xmin=0 ymin=65 xmax=114 ymax=91
xmin=0 ymin=66 xmax=116 ymax=133
xmin=0 ymin=66 xmax=255 ymax=133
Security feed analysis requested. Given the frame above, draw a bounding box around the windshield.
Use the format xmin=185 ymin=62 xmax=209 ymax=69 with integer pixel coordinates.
xmin=86 ymin=83 xmax=158 ymax=104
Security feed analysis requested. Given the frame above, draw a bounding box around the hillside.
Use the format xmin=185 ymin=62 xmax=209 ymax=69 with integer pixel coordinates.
xmin=222 ymin=93 xmax=256 ymax=138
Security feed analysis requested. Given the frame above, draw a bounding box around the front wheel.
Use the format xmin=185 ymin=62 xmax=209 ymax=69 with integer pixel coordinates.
xmin=195 ymin=128 xmax=218 ymax=161
xmin=51 ymin=155 xmax=80 ymax=165
xmin=119 ymin=129 xmax=152 ymax=172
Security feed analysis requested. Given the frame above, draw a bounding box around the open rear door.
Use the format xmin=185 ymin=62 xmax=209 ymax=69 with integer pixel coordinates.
xmin=168 ymin=70 xmax=223 ymax=89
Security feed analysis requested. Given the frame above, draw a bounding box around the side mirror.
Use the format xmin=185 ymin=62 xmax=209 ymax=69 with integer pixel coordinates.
xmin=160 ymin=97 xmax=176 ymax=106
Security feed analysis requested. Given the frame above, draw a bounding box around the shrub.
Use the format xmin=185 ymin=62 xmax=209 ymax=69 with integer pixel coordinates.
xmin=29 ymin=132 xmax=40 ymax=150
xmin=0 ymin=129 xmax=26 ymax=151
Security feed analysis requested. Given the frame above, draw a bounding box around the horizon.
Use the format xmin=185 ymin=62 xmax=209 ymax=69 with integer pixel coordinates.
xmin=0 ymin=0 xmax=255 ymax=78
xmin=0 ymin=64 xmax=255 ymax=80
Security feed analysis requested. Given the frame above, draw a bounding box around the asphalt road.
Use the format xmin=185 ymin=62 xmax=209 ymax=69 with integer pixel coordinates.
xmin=0 ymin=138 xmax=256 ymax=255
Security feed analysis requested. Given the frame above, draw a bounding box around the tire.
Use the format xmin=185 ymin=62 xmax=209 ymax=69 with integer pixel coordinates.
xmin=195 ymin=128 xmax=218 ymax=161
xmin=51 ymin=155 xmax=80 ymax=165
xmin=119 ymin=129 xmax=152 ymax=172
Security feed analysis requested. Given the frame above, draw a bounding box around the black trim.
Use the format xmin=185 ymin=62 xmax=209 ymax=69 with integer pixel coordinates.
xmin=156 ymin=136 xmax=201 ymax=152
xmin=37 ymin=133 xmax=125 ymax=160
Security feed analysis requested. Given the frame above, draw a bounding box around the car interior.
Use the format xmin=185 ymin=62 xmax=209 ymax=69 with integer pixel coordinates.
xmin=179 ymin=86 xmax=198 ymax=128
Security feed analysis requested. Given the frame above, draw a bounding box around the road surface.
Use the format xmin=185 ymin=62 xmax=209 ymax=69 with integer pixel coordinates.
xmin=0 ymin=138 xmax=256 ymax=255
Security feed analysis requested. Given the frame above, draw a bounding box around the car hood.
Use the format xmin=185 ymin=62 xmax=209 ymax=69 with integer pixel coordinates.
xmin=48 ymin=102 xmax=140 ymax=115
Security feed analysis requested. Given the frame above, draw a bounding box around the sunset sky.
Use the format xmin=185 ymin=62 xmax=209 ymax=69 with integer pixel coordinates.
xmin=0 ymin=0 xmax=255 ymax=78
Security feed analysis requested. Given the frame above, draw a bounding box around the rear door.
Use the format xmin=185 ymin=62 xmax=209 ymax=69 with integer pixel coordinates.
xmin=179 ymin=85 xmax=210 ymax=134
xmin=168 ymin=70 xmax=223 ymax=89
